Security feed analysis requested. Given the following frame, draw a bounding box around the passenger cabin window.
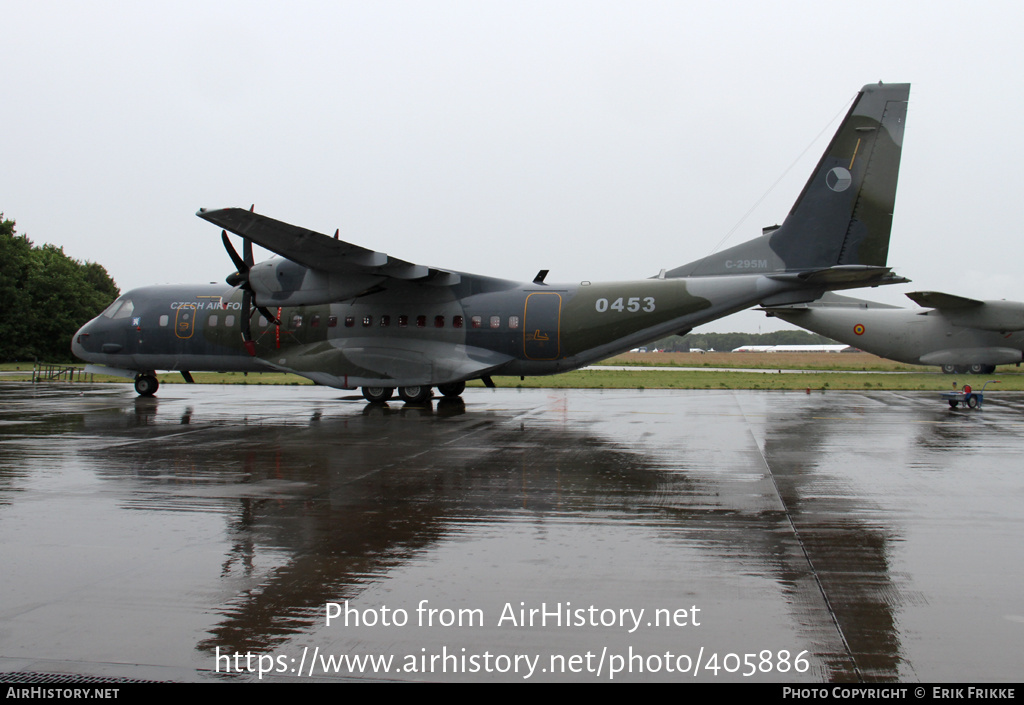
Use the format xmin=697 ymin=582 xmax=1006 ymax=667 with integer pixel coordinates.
xmin=398 ymin=315 xmax=409 ymax=327
xmin=311 ymin=315 xmax=321 ymax=327
xmin=208 ymin=315 xmax=218 ymax=327
xmin=159 ymin=315 xmax=169 ymax=327
xmin=490 ymin=316 xmax=500 ymax=329
xmin=453 ymin=315 xmax=463 ymax=329
xmin=416 ymin=315 xmax=426 ymax=328
xmin=380 ymin=315 xmax=390 ymax=327
xmin=362 ymin=315 xmax=372 ymax=327
xmin=345 ymin=316 xmax=355 ymax=328
xmin=328 ymin=316 xmax=338 ymax=327
xmin=471 ymin=316 xmax=482 ymax=328
xmin=225 ymin=315 xmax=235 ymax=327
xmin=508 ymin=316 xmax=520 ymax=329
xmin=292 ymin=315 xmax=303 ymax=328
xmin=434 ymin=315 xmax=444 ymax=328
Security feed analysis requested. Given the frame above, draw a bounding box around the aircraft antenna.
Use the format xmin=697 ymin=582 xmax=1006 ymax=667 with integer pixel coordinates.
xmin=706 ymin=93 xmax=855 ymax=256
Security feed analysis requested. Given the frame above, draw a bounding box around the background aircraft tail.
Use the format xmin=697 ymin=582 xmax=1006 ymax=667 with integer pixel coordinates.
xmin=668 ymin=82 xmax=910 ymax=278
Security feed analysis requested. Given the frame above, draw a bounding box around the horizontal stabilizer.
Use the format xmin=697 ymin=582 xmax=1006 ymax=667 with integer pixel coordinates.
xmin=767 ymin=265 xmax=909 ymax=287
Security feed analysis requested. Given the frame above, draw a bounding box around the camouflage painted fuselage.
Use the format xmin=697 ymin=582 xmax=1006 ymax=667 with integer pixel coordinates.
xmin=73 ymin=271 xmax=797 ymax=388
xmin=72 ymin=82 xmax=913 ymax=393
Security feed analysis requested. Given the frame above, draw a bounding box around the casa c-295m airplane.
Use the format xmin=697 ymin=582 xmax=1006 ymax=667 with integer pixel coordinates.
xmin=73 ymin=82 xmax=911 ymax=402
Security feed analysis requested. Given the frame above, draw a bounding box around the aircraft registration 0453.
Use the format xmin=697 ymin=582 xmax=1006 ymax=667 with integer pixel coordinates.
xmin=73 ymin=82 xmax=912 ymax=403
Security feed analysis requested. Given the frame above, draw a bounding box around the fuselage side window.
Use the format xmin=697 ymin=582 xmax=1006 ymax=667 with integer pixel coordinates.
xmin=434 ymin=315 xmax=444 ymax=328
xmin=380 ymin=315 xmax=390 ymax=327
xmin=208 ymin=314 xmax=218 ymax=327
xmin=489 ymin=316 xmax=500 ymax=329
xmin=471 ymin=315 xmax=482 ymax=328
xmin=416 ymin=315 xmax=426 ymax=328
xmin=328 ymin=316 xmax=338 ymax=327
xmin=159 ymin=315 xmax=169 ymax=327
xmin=508 ymin=316 xmax=520 ymax=329
xmin=345 ymin=316 xmax=355 ymax=328
xmin=225 ymin=315 xmax=235 ymax=327
xmin=362 ymin=315 xmax=372 ymax=327
xmin=398 ymin=315 xmax=408 ymax=327
xmin=453 ymin=315 xmax=463 ymax=329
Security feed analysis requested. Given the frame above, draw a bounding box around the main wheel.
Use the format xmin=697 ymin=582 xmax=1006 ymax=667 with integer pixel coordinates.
xmin=941 ymin=364 xmax=957 ymax=374
xmin=437 ymin=381 xmax=466 ymax=398
xmin=134 ymin=374 xmax=159 ymax=397
xmin=361 ymin=387 xmax=394 ymax=403
xmin=968 ymin=363 xmax=986 ymax=374
xmin=398 ymin=386 xmax=432 ymax=403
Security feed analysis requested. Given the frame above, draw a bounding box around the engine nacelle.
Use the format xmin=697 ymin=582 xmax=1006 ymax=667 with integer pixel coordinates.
xmin=248 ymin=258 xmax=384 ymax=307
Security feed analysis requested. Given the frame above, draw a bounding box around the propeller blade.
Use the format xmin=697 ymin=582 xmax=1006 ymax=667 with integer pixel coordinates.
xmin=241 ymin=289 xmax=253 ymax=341
xmin=241 ymin=289 xmax=257 ymax=357
xmin=256 ymin=306 xmax=280 ymax=326
xmin=221 ymin=230 xmax=247 ymax=272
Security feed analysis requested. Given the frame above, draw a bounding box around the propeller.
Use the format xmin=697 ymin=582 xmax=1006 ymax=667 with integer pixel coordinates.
xmin=221 ymin=230 xmax=279 ymax=355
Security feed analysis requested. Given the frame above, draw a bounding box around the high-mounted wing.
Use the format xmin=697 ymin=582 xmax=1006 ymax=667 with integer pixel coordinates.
xmin=197 ymin=207 xmax=460 ymax=285
xmin=905 ymin=291 xmax=985 ymax=309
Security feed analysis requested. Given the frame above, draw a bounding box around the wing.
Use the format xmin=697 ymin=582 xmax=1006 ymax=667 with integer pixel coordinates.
xmin=197 ymin=207 xmax=461 ymax=285
xmin=905 ymin=291 xmax=985 ymax=309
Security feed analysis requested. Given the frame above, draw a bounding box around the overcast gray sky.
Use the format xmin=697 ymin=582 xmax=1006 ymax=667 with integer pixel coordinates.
xmin=4 ymin=0 xmax=1023 ymax=333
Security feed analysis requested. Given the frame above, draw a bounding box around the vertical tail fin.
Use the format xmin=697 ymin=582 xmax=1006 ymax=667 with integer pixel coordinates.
xmin=669 ymin=82 xmax=910 ymax=277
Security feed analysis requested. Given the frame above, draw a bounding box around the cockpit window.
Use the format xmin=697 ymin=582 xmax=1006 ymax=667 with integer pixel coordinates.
xmin=102 ymin=297 xmax=135 ymax=319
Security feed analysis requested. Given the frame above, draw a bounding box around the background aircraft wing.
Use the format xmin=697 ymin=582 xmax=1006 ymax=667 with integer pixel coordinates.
xmin=197 ymin=207 xmax=460 ymax=284
xmin=905 ymin=291 xmax=985 ymax=309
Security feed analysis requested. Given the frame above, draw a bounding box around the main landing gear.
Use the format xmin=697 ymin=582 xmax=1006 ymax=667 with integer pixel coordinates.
xmin=941 ymin=363 xmax=997 ymax=375
xmin=134 ymin=373 xmax=159 ymax=397
xmin=360 ymin=381 xmax=467 ymax=404
xmin=361 ymin=387 xmax=394 ymax=403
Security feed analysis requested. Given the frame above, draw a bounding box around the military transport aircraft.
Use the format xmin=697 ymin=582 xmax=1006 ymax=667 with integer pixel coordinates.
xmin=73 ymin=82 xmax=911 ymax=402
xmin=764 ymin=290 xmax=1024 ymax=374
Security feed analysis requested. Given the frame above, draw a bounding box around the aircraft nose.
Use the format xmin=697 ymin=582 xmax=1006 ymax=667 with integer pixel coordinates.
xmin=71 ymin=318 xmax=102 ymax=362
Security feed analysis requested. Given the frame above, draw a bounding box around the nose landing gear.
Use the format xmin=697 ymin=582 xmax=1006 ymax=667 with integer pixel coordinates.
xmin=134 ymin=373 xmax=159 ymax=397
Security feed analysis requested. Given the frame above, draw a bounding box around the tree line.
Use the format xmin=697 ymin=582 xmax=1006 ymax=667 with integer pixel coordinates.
xmin=1 ymin=214 xmax=120 ymax=362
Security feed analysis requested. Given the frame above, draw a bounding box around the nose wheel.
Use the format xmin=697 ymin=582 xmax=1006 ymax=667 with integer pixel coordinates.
xmin=134 ymin=374 xmax=159 ymax=397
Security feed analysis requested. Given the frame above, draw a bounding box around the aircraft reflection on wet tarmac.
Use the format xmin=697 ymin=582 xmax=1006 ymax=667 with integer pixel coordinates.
xmin=1 ymin=383 xmax=1022 ymax=682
